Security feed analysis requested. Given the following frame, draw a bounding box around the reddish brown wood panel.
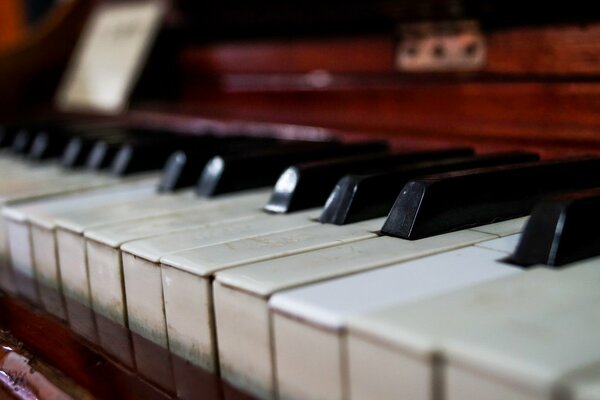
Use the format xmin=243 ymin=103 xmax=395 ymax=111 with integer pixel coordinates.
xmin=166 ymin=81 xmax=600 ymax=152
xmin=179 ymin=37 xmax=395 ymax=74
xmin=486 ymin=24 xmax=600 ymax=75
xmin=177 ymin=23 xmax=600 ymax=76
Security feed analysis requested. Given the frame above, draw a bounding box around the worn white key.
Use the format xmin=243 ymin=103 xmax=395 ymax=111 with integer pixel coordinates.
xmin=211 ymin=229 xmax=499 ymax=399
xmin=84 ymin=190 xmax=270 ymax=328
xmin=0 ymin=162 xmax=71 ymax=190
xmin=347 ymin=256 xmax=600 ymax=400
xmin=121 ymin=208 xmax=319 ymax=350
xmin=270 ymin=240 xmax=520 ymax=400
xmin=0 ymin=171 xmax=154 ymax=295
xmin=159 ymin=218 xmax=384 ymax=374
xmin=0 ymin=170 xmax=121 ymax=227
xmin=53 ymin=188 xmax=204 ymax=306
xmin=0 ymin=160 xmax=69 ymax=292
xmin=55 ymin=189 xmax=269 ymax=311
xmin=0 ymin=170 xmax=117 ymax=201
xmin=2 ymin=176 xmax=158 ymax=315
xmin=121 ymin=209 xmax=320 ymax=387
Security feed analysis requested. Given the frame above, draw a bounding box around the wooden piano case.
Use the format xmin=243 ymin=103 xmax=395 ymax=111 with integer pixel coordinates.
xmin=1 ymin=0 xmax=600 ymax=398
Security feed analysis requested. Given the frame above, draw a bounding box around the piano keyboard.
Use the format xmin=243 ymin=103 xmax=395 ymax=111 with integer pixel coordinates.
xmin=0 ymin=124 xmax=599 ymax=400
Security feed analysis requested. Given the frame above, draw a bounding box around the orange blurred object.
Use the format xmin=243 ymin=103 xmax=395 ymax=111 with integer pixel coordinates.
xmin=0 ymin=0 xmax=26 ymax=50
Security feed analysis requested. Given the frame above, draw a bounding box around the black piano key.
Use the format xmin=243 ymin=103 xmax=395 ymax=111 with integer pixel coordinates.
xmin=109 ymin=134 xmax=232 ymax=177
xmin=510 ymin=188 xmax=600 ymax=267
xmin=28 ymin=131 xmax=71 ymax=160
xmin=196 ymin=141 xmax=389 ymax=197
xmin=110 ymin=141 xmax=185 ymax=176
xmin=85 ymin=128 xmax=170 ymax=172
xmin=0 ymin=125 xmax=17 ymax=148
xmin=11 ymin=129 xmax=33 ymax=155
xmin=62 ymin=136 xmax=99 ymax=168
xmin=86 ymin=136 xmax=136 ymax=171
xmin=157 ymin=136 xmax=282 ymax=192
xmin=264 ymin=148 xmax=474 ymax=214
xmin=62 ymin=129 xmax=143 ymax=169
xmin=381 ymin=156 xmax=600 ymax=240
xmin=159 ymin=150 xmax=207 ymax=192
xmin=320 ymin=151 xmax=540 ymax=225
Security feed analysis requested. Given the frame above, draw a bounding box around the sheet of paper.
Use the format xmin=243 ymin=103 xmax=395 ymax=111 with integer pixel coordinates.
xmin=55 ymin=0 xmax=165 ymax=114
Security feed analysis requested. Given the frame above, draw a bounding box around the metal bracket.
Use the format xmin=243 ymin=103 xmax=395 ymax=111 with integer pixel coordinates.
xmin=395 ymin=20 xmax=486 ymax=72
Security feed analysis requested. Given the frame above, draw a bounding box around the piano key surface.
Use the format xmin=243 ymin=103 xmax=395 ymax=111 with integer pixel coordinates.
xmin=122 ymin=209 xmax=320 ymax=353
xmin=85 ymin=189 xmax=270 ymax=327
xmin=347 ymin=256 xmax=600 ymax=400
xmin=210 ymin=227 xmax=511 ymax=398
xmin=3 ymin=176 xmax=159 ymax=299
xmin=269 ymin=238 xmax=521 ymax=400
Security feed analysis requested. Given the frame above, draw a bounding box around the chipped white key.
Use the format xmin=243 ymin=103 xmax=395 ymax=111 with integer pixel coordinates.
xmin=84 ymin=190 xmax=270 ymax=328
xmin=212 ymin=228 xmax=500 ymax=399
xmin=270 ymin=240 xmax=521 ymax=400
xmin=159 ymin=217 xmax=384 ymax=374
xmin=121 ymin=208 xmax=319 ymax=349
xmin=347 ymin=256 xmax=600 ymax=400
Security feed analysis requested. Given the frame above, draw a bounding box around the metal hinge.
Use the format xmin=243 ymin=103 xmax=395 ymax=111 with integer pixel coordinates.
xmin=395 ymin=20 xmax=486 ymax=72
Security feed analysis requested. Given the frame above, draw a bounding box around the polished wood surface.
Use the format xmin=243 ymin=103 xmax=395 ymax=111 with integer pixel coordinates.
xmin=150 ymin=22 xmax=600 ymax=153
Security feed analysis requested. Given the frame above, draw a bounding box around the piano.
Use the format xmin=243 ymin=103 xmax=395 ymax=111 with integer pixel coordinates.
xmin=1 ymin=1 xmax=600 ymax=399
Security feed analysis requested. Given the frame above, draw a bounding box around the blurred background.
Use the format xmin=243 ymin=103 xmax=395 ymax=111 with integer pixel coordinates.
xmin=0 ymin=0 xmax=56 ymax=50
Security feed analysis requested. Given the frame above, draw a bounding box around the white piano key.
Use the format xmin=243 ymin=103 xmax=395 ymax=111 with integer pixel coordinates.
xmin=0 ymin=162 xmax=68 ymax=189
xmin=31 ymin=225 xmax=66 ymax=319
xmin=84 ymin=190 xmax=269 ymax=327
xmin=1 ymin=176 xmax=159 ymax=305
xmin=54 ymin=189 xmax=199 ymax=233
xmin=0 ymin=170 xmax=117 ymax=201
xmin=211 ymin=229 xmax=497 ymax=399
xmin=269 ymin=244 xmax=521 ymax=400
xmin=6 ymin=220 xmax=37 ymax=302
xmin=162 ymin=217 xmax=384 ymax=275
xmin=475 ymin=233 xmax=521 ymax=253
xmin=54 ymin=189 xmax=269 ymax=313
xmin=0 ymin=173 xmax=158 ymax=296
xmin=121 ymin=209 xmax=319 ymax=354
xmin=122 ymin=208 xmax=321 ymax=263
xmin=159 ymin=218 xmax=384 ymax=376
xmin=123 ymin=209 xmax=321 ymax=385
xmin=346 ymin=256 xmax=600 ymax=400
